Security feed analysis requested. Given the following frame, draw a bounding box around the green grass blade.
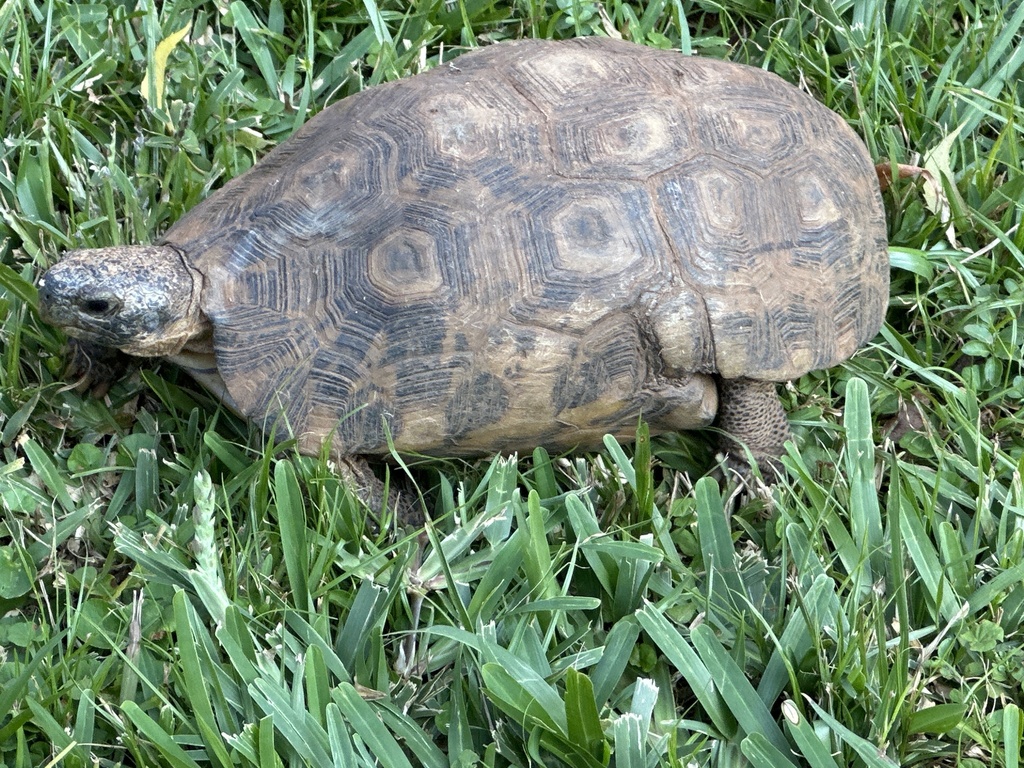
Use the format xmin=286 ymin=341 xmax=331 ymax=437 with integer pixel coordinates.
xmin=695 ymin=477 xmax=745 ymax=616
xmin=592 ymin=618 xmax=640 ymax=705
xmin=481 ymin=662 xmax=566 ymax=734
xmin=804 ymin=697 xmax=901 ymax=767
xmin=332 ymin=684 xmax=414 ymax=768
xmin=603 ymin=433 xmax=637 ymax=486
xmin=335 ymin=579 xmax=386 ymax=674
xmin=72 ymin=689 xmax=96 ymax=754
xmin=530 ymin=446 xmax=558 ymax=499
xmin=781 ymin=700 xmax=840 ymax=768
xmin=844 ymin=378 xmax=883 ymax=578
xmin=633 ymin=421 xmax=653 ymax=519
xmin=966 ymin=560 xmax=1024 ymax=616
xmin=758 ymin=574 xmax=842 ymax=704
xmin=906 ymin=702 xmax=969 ymax=736
xmin=325 ymin=705 xmax=356 ymax=767
xmin=895 ymin=476 xmax=962 ymax=623
xmin=248 ymin=677 xmax=332 ymax=766
xmin=121 ymin=701 xmax=203 ymax=768
xmin=466 ymin=529 xmax=525 ymax=623
xmin=216 ymin=606 xmax=261 ymax=685
xmin=1005 ymin=704 xmax=1022 ymax=768
xmin=612 ymin=713 xmax=645 ymax=768
xmin=284 ymin=612 xmax=352 ymax=682
xmin=483 ymin=454 xmax=518 ymax=544
xmin=361 ymin=0 xmax=394 ymax=46
xmin=257 ymin=715 xmax=281 ymax=768
xmin=0 ymin=262 xmax=38 ymax=305
xmin=522 ymin=488 xmax=557 ymax=607
xmin=228 ymin=2 xmax=279 ymax=97
xmin=172 ymin=591 xmax=234 ymax=768
xmin=375 ymin=702 xmax=449 ymax=768
xmin=740 ymin=731 xmax=801 ymax=768
xmin=629 ymin=677 xmax=658 ymax=726
xmin=690 ymin=624 xmax=790 ymax=754
xmin=565 ymin=493 xmax=616 ymax=594
xmin=21 ymin=437 xmax=74 ymax=511
xmin=635 ymin=604 xmax=735 ymax=737
xmin=566 ymin=668 xmax=606 ymax=759
xmin=304 ymin=644 xmax=329 ymax=729
xmin=273 ymin=459 xmax=310 ymax=613
xmin=25 ymin=697 xmax=78 ymax=759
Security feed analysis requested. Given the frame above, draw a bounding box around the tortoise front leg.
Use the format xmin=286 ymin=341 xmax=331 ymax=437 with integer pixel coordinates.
xmin=61 ymin=339 xmax=136 ymax=398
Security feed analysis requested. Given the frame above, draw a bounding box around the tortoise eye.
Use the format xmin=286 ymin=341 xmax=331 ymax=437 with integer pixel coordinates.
xmin=83 ymin=298 xmax=113 ymax=315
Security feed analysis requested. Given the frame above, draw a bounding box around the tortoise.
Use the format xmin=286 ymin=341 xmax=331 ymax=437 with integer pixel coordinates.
xmin=38 ymin=36 xmax=889 ymax=507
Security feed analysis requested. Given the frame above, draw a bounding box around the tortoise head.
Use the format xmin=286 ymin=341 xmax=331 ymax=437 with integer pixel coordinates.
xmin=39 ymin=245 xmax=208 ymax=357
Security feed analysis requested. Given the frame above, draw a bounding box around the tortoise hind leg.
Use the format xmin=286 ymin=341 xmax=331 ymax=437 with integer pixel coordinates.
xmin=713 ymin=377 xmax=790 ymax=476
xmin=337 ymin=456 xmax=425 ymax=528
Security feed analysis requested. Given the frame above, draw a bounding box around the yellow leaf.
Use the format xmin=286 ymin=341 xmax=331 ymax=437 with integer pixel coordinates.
xmin=141 ymin=22 xmax=192 ymax=113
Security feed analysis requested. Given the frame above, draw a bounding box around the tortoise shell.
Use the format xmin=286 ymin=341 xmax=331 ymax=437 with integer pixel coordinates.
xmin=162 ymin=36 xmax=888 ymax=457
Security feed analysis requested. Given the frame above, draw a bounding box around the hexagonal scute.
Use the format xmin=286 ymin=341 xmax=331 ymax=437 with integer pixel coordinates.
xmin=654 ymin=162 xmax=776 ymax=287
xmin=306 ymin=200 xmax=470 ymax=333
xmin=785 ymin=169 xmax=865 ymax=276
xmin=291 ymin=143 xmax=387 ymax=218
xmin=548 ymin=193 xmax=647 ymax=276
xmin=503 ymin=45 xmax=626 ymax=107
xmin=501 ymin=182 xmax=673 ymax=329
xmin=792 ymin=166 xmax=845 ymax=231
xmin=177 ymin=131 xmax=392 ymax=280
xmin=420 ymin=89 xmax=544 ymax=163
xmin=550 ymin=98 xmax=696 ymax=180
xmin=652 ymin=144 xmax=886 ymax=379
xmin=358 ymin=78 xmax=549 ymax=200
xmin=367 ymin=227 xmax=445 ymax=302
xmin=210 ymin=304 xmax=319 ymax=428
xmin=308 ymin=384 xmax=401 ymax=456
xmin=697 ymin=101 xmax=806 ymax=172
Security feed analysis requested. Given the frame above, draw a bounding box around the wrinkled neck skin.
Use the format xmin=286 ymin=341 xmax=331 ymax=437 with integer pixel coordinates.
xmin=165 ymin=327 xmax=242 ymax=414
xmin=130 ymin=251 xmax=209 ymax=357
xmin=39 ymin=245 xmax=212 ymax=358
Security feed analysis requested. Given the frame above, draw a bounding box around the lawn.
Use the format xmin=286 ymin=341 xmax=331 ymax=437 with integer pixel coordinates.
xmin=1 ymin=0 xmax=1023 ymax=766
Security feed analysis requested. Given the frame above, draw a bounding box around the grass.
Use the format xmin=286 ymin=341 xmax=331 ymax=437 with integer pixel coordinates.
xmin=1 ymin=0 xmax=1023 ymax=765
